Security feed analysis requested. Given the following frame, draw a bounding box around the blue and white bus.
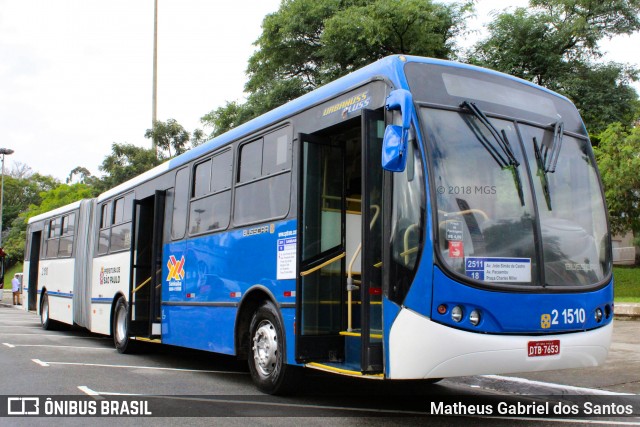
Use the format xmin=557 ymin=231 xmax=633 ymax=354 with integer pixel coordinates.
xmin=23 ymin=55 xmax=613 ymax=394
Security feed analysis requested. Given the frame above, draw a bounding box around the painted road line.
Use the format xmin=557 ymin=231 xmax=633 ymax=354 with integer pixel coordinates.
xmin=0 ymin=333 xmax=108 ymax=339
xmin=3 ymin=343 xmax=112 ymax=350
xmin=32 ymin=360 xmax=247 ymax=374
xmin=484 ymin=375 xmax=634 ymax=396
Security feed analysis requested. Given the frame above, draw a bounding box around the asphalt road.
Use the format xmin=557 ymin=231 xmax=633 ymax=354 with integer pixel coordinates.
xmin=0 ymin=305 xmax=638 ymax=426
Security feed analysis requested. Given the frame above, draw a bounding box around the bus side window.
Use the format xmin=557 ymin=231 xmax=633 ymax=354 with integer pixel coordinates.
xmin=234 ymin=127 xmax=292 ymax=225
xmin=388 ymin=133 xmax=425 ymax=304
xmin=189 ymin=150 xmax=232 ymax=235
xmin=97 ymin=202 xmax=111 ymax=255
xmin=46 ymin=218 xmax=61 ymax=258
xmin=172 ymin=167 xmax=190 ymax=240
xmin=58 ymin=213 xmax=75 ymax=257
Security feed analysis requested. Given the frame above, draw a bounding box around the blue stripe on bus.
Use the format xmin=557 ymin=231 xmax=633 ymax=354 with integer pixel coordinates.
xmin=91 ymin=298 xmax=114 ymax=304
xmin=47 ymin=291 xmax=73 ymax=299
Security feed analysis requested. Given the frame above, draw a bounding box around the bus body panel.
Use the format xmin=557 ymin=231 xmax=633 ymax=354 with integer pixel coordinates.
xmin=388 ymin=307 xmax=612 ymax=379
xmin=90 ymin=251 xmax=130 ymax=335
xmin=39 ymin=257 xmax=75 ymax=325
xmin=431 ymin=268 xmax=614 ymax=333
xmin=161 ymin=219 xmax=298 ymax=354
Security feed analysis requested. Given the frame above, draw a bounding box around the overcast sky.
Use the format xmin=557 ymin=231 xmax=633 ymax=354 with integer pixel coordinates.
xmin=1 ymin=0 xmax=638 ymax=182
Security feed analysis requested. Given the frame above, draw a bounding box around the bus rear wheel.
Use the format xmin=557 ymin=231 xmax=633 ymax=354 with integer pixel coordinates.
xmin=113 ymin=297 xmax=137 ymax=354
xmin=248 ymin=301 xmax=298 ymax=395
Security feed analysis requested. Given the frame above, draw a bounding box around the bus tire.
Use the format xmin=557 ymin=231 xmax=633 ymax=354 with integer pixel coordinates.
xmin=113 ymin=297 xmax=137 ymax=354
xmin=248 ymin=301 xmax=297 ymax=395
xmin=40 ymin=292 xmax=56 ymax=330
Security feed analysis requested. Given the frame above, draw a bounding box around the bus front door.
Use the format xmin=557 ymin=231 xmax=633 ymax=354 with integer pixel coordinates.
xmin=296 ymin=134 xmax=346 ymax=363
xmin=129 ymin=191 xmax=165 ymax=339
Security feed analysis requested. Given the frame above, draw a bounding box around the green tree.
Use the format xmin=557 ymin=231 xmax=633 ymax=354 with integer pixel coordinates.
xmin=2 ymin=173 xmax=57 ymax=237
xmin=201 ymin=0 xmax=470 ymax=137
xmin=97 ymin=143 xmax=162 ymax=191
xmin=593 ymin=122 xmax=640 ymax=236
xmin=3 ymin=183 xmax=93 ymax=266
xmin=470 ymin=0 xmax=640 ymax=135
xmin=144 ymin=118 xmax=206 ymax=158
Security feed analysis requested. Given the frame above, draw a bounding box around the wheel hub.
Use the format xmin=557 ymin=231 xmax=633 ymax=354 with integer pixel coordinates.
xmin=116 ymin=306 xmax=127 ymax=344
xmin=252 ymin=320 xmax=278 ymax=376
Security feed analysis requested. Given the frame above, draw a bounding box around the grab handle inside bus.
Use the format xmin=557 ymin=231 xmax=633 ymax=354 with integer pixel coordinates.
xmin=382 ymin=89 xmax=414 ymax=172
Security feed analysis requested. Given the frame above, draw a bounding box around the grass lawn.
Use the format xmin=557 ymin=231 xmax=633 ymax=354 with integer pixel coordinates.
xmin=613 ymin=266 xmax=640 ymax=303
xmin=3 ymin=262 xmax=24 ymax=289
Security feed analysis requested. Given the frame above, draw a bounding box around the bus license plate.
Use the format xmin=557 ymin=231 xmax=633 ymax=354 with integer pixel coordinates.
xmin=528 ymin=340 xmax=560 ymax=357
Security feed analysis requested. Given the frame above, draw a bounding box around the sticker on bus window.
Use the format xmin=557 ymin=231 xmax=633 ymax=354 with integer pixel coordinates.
xmin=448 ymin=241 xmax=464 ymax=258
xmin=277 ymin=236 xmax=297 ymax=280
xmin=445 ymin=220 xmax=463 ymax=241
xmin=465 ymin=257 xmax=531 ymax=282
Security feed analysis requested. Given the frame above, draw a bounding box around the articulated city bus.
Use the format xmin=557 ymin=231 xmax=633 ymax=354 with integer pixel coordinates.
xmin=23 ymin=55 xmax=613 ymax=394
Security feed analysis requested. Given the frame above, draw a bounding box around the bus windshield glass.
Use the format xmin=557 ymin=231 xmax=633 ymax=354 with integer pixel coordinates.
xmin=421 ymin=107 xmax=611 ymax=289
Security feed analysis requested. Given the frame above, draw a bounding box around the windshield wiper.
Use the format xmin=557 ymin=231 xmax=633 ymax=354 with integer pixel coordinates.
xmin=533 ymin=120 xmax=564 ymax=210
xmin=533 ymin=136 xmax=552 ymax=210
xmin=540 ymin=120 xmax=564 ymax=173
xmin=460 ymin=101 xmax=524 ymax=206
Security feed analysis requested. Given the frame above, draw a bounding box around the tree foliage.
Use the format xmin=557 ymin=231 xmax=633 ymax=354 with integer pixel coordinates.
xmin=1 ymin=173 xmax=57 ymax=236
xmin=144 ymin=118 xmax=206 ymax=159
xmin=470 ymin=0 xmax=640 ymax=135
xmin=3 ymin=182 xmax=92 ymax=266
xmin=593 ymin=121 xmax=640 ymax=236
xmin=201 ymin=0 xmax=471 ymax=137
xmin=97 ymin=143 xmax=162 ymax=192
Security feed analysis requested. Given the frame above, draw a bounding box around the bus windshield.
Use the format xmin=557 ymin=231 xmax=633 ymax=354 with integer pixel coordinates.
xmin=421 ymin=107 xmax=611 ymax=289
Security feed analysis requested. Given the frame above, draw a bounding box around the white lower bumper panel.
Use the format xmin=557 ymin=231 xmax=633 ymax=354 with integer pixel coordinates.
xmin=388 ymin=308 xmax=612 ymax=379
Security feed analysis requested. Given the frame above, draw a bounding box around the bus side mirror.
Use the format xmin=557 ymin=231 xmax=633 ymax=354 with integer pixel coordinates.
xmin=382 ymin=125 xmax=406 ymax=172
xmin=382 ymin=89 xmax=414 ymax=172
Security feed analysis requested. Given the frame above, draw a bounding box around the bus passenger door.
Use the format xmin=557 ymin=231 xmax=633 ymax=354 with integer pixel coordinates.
xmin=129 ymin=191 xmax=165 ymax=338
xmin=296 ymin=134 xmax=346 ymax=362
xmin=27 ymin=231 xmax=42 ymax=311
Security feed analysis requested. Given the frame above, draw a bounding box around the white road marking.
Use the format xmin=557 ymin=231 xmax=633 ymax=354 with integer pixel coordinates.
xmin=2 ymin=343 xmax=15 ymax=348
xmin=4 ymin=343 xmax=111 ymax=350
xmin=32 ymin=359 xmax=50 ymax=367
xmin=0 ymin=333 xmax=108 ymax=339
xmin=484 ymin=375 xmax=634 ymax=396
xmin=32 ymin=360 xmax=247 ymax=374
xmin=78 ymin=386 xmax=105 ymax=400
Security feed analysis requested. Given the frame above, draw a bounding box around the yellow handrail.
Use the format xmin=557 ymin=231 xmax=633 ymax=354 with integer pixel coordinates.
xmin=300 ymin=252 xmax=346 ymax=277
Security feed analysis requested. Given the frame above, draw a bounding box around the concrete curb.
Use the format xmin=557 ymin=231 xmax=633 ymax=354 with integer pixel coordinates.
xmin=614 ymin=303 xmax=640 ymax=320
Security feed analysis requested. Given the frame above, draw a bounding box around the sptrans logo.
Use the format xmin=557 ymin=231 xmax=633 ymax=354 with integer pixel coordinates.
xmin=167 ymin=255 xmax=186 ymax=292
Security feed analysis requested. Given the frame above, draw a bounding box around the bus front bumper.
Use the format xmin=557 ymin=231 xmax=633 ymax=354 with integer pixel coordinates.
xmin=388 ymin=308 xmax=612 ymax=379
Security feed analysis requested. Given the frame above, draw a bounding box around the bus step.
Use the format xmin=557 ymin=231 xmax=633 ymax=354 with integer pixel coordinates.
xmin=305 ymin=362 xmax=383 ymax=379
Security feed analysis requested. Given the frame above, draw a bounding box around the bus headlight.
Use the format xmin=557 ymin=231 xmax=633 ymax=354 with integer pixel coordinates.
xmin=595 ymin=308 xmax=603 ymax=323
xmin=451 ymin=306 xmax=463 ymax=323
xmin=469 ymin=309 xmax=481 ymax=326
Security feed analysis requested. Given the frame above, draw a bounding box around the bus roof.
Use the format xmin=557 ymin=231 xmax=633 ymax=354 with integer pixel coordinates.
xmin=28 ymin=199 xmax=87 ymax=224
xmin=97 ymin=55 xmax=569 ymax=202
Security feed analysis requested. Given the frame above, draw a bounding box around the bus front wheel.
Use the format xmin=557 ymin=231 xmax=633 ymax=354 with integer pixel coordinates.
xmin=248 ymin=301 xmax=297 ymax=395
xmin=113 ymin=297 xmax=137 ymax=354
